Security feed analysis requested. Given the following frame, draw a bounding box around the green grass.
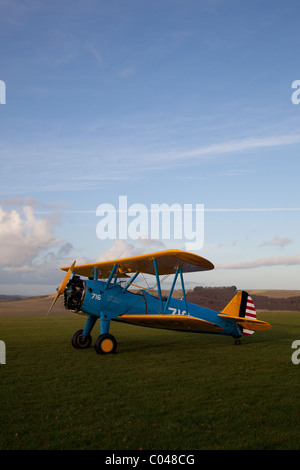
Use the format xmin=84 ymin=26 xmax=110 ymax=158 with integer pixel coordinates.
xmin=1 ymin=312 xmax=300 ymax=450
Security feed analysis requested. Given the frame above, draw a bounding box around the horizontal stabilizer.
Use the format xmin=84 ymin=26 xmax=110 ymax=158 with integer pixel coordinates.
xmin=218 ymin=314 xmax=271 ymax=331
xmin=118 ymin=314 xmax=223 ymax=332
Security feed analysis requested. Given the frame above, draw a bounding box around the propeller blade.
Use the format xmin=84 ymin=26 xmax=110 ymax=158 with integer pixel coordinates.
xmin=46 ymin=260 xmax=76 ymax=318
xmin=57 ymin=260 xmax=76 ymax=296
xmin=46 ymin=291 xmax=60 ymax=318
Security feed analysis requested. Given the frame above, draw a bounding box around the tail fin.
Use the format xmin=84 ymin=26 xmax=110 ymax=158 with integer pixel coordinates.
xmin=221 ymin=290 xmax=258 ymax=336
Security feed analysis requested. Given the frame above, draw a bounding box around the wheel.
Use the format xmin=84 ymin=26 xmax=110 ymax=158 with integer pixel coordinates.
xmin=71 ymin=329 xmax=92 ymax=349
xmin=94 ymin=333 xmax=117 ymax=355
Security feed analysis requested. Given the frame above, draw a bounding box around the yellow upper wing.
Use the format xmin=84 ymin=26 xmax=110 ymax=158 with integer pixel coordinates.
xmin=61 ymin=249 xmax=214 ymax=278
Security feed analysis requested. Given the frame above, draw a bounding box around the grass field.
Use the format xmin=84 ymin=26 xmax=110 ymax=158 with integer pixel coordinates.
xmin=0 ymin=307 xmax=300 ymax=450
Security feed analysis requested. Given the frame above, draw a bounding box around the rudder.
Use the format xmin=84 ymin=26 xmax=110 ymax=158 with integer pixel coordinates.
xmin=222 ymin=290 xmax=256 ymax=336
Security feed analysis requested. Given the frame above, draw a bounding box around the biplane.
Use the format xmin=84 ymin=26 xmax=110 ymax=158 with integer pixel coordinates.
xmin=47 ymin=250 xmax=271 ymax=354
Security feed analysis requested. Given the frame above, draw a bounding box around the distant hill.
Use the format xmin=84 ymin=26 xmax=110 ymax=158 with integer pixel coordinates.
xmin=0 ymin=295 xmax=28 ymax=302
xmin=0 ymin=295 xmax=65 ymax=317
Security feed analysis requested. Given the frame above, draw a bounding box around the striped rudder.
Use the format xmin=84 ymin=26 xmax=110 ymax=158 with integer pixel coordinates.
xmin=242 ymin=294 xmax=256 ymax=336
xmin=221 ymin=290 xmax=257 ymax=336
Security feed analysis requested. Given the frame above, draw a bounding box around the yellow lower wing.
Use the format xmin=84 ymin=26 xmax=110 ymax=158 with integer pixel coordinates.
xmin=118 ymin=314 xmax=223 ymax=332
xmin=218 ymin=314 xmax=271 ymax=331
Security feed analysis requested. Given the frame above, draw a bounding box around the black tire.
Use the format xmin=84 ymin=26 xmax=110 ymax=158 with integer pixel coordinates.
xmin=94 ymin=333 xmax=117 ymax=355
xmin=71 ymin=329 xmax=92 ymax=349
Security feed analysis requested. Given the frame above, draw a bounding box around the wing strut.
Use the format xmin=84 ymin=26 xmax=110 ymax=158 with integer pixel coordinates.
xmin=164 ymin=267 xmax=180 ymax=313
xmin=179 ymin=268 xmax=188 ymax=315
xmin=153 ymin=260 xmax=189 ymax=316
xmin=105 ymin=264 xmax=118 ymax=289
xmin=122 ymin=271 xmax=140 ymax=293
xmin=153 ymin=258 xmax=163 ymax=313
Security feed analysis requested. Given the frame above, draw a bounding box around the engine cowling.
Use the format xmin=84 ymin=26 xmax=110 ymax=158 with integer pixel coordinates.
xmin=64 ymin=276 xmax=86 ymax=312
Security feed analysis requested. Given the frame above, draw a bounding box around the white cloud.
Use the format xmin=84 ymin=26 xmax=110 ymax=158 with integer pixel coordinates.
xmin=205 ymin=208 xmax=300 ymax=212
xmin=217 ymin=254 xmax=300 ymax=270
xmin=181 ymin=134 xmax=300 ymax=160
xmin=0 ymin=203 xmax=61 ymax=268
xmin=3 ymin=130 xmax=300 ymax=195
xmin=145 ymin=134 xmax=300 ymax=166
xmin=258 ymin=235 xmax=293 ymax=249
xmin=97 ymin=239 xmax=166 ymax=262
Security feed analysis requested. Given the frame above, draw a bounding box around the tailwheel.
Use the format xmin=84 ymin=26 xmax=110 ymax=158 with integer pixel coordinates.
xmin=233 ymin=337 xmax=241 ymax=345
xmin=94 ymin=333 xmax=117 ymax=355
xmin=71 ymin=329 xmax=92 ymax=349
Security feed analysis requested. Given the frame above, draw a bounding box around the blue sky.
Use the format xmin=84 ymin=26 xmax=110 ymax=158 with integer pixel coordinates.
xmin=1 ymin=0 xmax=300 ymax=295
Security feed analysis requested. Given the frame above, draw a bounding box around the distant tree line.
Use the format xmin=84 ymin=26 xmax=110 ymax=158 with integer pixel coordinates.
xmin=186 ymin=286 xmax=300 ymax=311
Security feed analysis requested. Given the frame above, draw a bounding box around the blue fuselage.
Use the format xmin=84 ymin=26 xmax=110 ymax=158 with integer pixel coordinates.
xmin=65 ymin=278 xmax=242 ymax=338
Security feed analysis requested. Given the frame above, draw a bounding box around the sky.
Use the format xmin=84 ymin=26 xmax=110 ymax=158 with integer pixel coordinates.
xmin=0 ymin=0 xmax=300 ymax=296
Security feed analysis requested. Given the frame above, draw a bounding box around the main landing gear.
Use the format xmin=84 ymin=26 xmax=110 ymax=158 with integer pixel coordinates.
xmin=71 ymin=329 xmax=117 ymax=355
xmin=72 ymin=329 xmax=92 ymax=349
xmin=94 ymin=333 xmax=117 ymax=355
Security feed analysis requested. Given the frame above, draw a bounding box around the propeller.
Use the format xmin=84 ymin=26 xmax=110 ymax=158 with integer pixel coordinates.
xmin=46 ymin=260 xmax=76 ymax=318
